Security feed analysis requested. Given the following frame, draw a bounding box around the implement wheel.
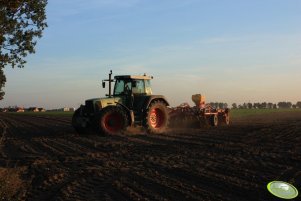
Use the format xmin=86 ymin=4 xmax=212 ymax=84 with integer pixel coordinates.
xmin=95 ymin=106 xmax=128 ymax=135
xmin=223 ymin=114 xmax=230 ymax=125
xmin=218 ymin=113 xmax=230 ymax=126
xmin=144 ymin=100 xmax=169 ymax=134
xmin=209 ymin=114 xmax=218 ymax=127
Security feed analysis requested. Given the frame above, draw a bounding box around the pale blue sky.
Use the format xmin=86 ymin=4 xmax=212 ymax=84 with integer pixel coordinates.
xmin=1 ymin=0 xmax=301 ymax=109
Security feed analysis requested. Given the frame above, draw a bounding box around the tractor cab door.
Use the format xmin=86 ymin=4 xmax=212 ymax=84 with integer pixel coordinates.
xmin=132 ymin=79 xmax=149 ymax=111
xmin=114 ymin=79 xmax=133 ymax=108
xmin=129 ymin=79 xmax=146 ymax=110
xmin=132 ymin=79 xmax=145 ymax=95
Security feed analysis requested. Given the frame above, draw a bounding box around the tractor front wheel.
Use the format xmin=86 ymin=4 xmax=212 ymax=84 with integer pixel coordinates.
xmin=144 ymin=101 xmax=169 ymax=134
xmin=72 ymin=108 xmax=89 ymax=134
xmin=95 ymin=106 xmax=128 ymax=135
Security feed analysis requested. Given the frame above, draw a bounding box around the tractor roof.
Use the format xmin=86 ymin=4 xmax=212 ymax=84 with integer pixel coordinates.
xmin=114 ymin=75 xmax=153 ymax=80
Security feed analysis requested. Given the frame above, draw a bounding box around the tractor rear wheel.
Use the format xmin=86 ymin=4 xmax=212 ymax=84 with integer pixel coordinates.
xmin=144 ymin=100 xmax=169 ymax=134
xmin=209 ymin=114 xmax=218 ymax=127
xmin=95 ymin=106 xmax=128 ymax=135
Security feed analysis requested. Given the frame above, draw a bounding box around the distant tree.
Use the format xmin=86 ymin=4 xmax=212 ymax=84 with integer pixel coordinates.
xmin=253 ymin=102 xmax=260 ymax=109
xmin=277 ymin=102 xmax=282 ymax=108
xmin=261 ymin=102 xmax=267 ymax=109
xmin=267 ymin=102 xmax=273 ymax=109
xmin=273 ymin=104 xmax=277 ymax=109
xmin=224 ymin=103 xmax=228 ymax=108
xmin=296 ymin=101 xmax=301 ymax=108
xmin=209 ymin=102 xmax=219 ymax=108
xmin=0 ymin=0 xmax=48 ymax=99
xmin=292 ymin=104 xmax=297 ymax=109
xmin=218 ymin=102 xmax=224 ymax=109
xmin=247 ymin=102 xmax=252 ymax=109
xmin=278 ymin=102 xmax=292 ymax=109
xmin=213 ymin=102 xmax=218 ymax=108
xmin=232 ymin=103 xmax=237 ymax=109
xmin=278 ymin=102 xmax=284 ymax=108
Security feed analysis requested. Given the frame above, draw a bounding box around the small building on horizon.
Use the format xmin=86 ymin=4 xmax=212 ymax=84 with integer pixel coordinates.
xmin=27 ymin=107 xmax=39 ymax=112
xmin=38 ymin=108 xmax=46 ymax=112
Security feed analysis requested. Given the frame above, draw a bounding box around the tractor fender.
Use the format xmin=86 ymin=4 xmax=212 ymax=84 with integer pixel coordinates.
xmin=143 ymin=95 xmax=170 ymax=110
xmin=115 ymin=102 xmax=134 ymax=126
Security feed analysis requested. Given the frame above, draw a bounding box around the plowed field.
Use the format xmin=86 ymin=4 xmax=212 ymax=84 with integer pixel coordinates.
xmin=1 ymin=111 xmax=301 ymax=201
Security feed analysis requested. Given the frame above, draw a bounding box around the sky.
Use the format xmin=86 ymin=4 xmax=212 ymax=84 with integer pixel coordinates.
xmin=1 ymin=0 xmax=301 ymax=109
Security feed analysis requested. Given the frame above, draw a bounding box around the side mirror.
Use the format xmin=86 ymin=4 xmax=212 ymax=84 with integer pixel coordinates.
xmin=102 ymin=81 xmax=105 ymax=88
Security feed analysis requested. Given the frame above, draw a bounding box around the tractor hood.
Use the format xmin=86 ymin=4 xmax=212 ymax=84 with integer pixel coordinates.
xmin=85 ymin=97 xmax=122 ymax=112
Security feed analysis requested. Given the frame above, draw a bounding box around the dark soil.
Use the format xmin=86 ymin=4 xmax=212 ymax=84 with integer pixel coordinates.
xmin=0 ymin=111 xmax=301 ymax=201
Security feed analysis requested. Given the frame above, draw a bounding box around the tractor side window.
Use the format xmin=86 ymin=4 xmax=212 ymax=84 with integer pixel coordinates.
xmin=145 ymin=80 xmax=152 ymax=95
xmin=114 ymin=79 xmax=125 ymax=95
xmin=132 ymin=80 xmax=145 ymax=94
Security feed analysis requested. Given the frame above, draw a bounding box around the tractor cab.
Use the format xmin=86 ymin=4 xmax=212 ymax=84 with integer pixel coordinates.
xmin=101 ymin=72 xmax=156 ymax=110
xmin=113 ymin=75 xmax=153 ymax=96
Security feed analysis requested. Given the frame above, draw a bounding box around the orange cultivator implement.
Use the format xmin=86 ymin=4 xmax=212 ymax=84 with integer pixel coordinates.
xmin=169 ymin=94 xmax=230 ymax=128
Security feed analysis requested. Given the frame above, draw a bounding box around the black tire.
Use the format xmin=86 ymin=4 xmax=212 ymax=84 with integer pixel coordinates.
xmin=72 ymin=108 xmax=88 ymax=134
xmin=144 ymin=100 xmax=169 ymax=134
xmin=95 ymin=106 xmax=128 ymax=135
xmin=209 ymin=114 xmax=218 ymax=127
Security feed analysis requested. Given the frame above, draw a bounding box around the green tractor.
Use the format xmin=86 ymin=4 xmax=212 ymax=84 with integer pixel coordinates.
xmin=72 ymin=70 xmax=169 ymax=135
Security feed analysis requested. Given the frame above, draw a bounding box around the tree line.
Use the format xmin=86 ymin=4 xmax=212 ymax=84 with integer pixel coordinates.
xmin=208 ymin=102 xmax=228 ymax=109
xmin=231 ymin=102 xmax=301 ymax=109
